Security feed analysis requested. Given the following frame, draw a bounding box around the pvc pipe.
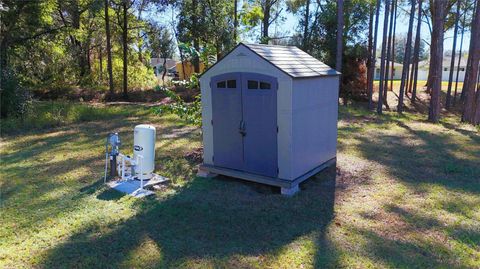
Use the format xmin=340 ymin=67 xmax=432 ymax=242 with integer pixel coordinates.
xmin=104 ymin=152 xmax=109 ymax=183
xmin=121 ymin=156 xmax=125 ymax=180
xmin=138 ymin=155 xmax=144 ymax=189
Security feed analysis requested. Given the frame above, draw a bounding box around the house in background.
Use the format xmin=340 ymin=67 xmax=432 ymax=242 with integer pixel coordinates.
xmin=176 ymin=61 xmax=206 ymax=80
xmin=374 ymin=58 xmax=403 ymax=80
xmin=150 ymin=58 xmax=177 ymax=77
xmin=373 ymin=56 xmax=468 ymax=82
xmin=417 ymin=56 xmax=468 ymax=82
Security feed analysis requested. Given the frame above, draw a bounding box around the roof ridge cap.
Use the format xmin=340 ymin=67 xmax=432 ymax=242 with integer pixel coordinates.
xmin=242 ymin=43 xmax=297 ymax=48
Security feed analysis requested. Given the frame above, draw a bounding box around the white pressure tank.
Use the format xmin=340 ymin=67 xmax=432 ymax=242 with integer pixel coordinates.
xmin=133 ymin=124 xmax=156 ymax=180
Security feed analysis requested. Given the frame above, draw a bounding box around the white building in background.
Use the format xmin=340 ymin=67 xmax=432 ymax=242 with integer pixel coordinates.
xmin=373 ymin=56 xmax=468 ymax=82
xmin=150 ymin=58 xmax=177 ymax=77
xmin=374 ymin=58 xmax=403 ymax=80
xmin=417 ymin=56 xmax=468 ymax=82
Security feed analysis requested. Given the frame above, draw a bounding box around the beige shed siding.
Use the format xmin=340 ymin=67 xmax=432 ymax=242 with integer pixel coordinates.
xmin=290 ymin=77 xmax=339 ymax=179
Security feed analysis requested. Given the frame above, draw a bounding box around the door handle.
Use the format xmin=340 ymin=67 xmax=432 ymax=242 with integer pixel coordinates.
xmin=239 ymin=120 xmax=246 ymax=136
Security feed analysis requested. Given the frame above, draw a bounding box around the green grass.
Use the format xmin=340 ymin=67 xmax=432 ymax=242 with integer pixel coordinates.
xmin=0 ymin=102 xmax=479 ymax=268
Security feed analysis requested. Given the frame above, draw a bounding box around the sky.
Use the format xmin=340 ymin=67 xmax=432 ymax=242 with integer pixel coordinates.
xmin=278 ymin=4 xmax=472 ymax=54
xmin=147 ymin=2 xmax=472 ymax=58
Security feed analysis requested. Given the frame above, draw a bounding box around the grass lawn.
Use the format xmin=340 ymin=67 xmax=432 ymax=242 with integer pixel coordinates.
xmin=1 ymin=101 xmax=479 ymax=268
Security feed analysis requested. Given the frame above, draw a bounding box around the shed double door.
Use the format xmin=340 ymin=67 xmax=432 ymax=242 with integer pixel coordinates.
xmin=211 ymin=72 xmax=278 ymax=177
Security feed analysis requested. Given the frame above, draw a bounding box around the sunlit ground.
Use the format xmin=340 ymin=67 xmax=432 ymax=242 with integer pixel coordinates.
xmin=0 ymin=102 xmax=479 ymax=268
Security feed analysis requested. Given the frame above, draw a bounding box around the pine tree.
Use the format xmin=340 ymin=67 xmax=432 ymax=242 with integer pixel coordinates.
xmin=105 ymin=0 xmax=114 ymax=96
xmin=461 ymin=0 xmax=480 ymax=124
xmin=368 ymin=0 xmax=381 ymax=109
xmin=453 ymin=7 xmax=466 ymax=106
xmin=398 ymin=0 xmax=416 ymax=113
xmin=446 ymin=0 xmax=461 ymax=109
xmin=366 ymin=2 xmax=375 ymax=102
xmin=411 ymin=0 xmax=423 ymax=103
xmin=428 ymin=0 xmax=447 ymax=122
xmin=377 ymin=0 xmax=391 ymax=114
xmin=383 ymin=0 xmax=396 ymax=110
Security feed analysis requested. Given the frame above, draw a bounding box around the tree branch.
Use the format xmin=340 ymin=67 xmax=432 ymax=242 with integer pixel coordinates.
xmin=14 ymin=26 xmax=66 ymax=43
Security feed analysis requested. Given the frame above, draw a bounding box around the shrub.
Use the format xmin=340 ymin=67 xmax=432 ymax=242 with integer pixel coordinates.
xmin=172 ymin=73 xmax=200 ymax=90
xmin=342 ymin=58 xmax=368 ymax=101
xmin=0 ymin=69 xmax=32 ymax=119
xmin=152 ymin=86 xmax=201 ymax=126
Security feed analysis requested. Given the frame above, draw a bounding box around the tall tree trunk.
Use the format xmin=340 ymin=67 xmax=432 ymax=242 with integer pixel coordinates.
xmin=366 ymin=3 xmax=374 ymax=99
xmin=233 ymin=0 xmax=238 ymax=41
xmin=446 ymin=0 xmax=461 ymax=109
xmin=426 ymin=0 xmax=454 ymax=92
xmin=368 ymin=0 xmax=381 ymax=109
xmin=336 ymin=0 xmax=344 ymax=72
xmin=0 ymin=39 xmax=10 ymax=118
xmin=170 ymin=8 xmax=186 ymax=80
xmin=136 ymin=0 xmax=146 ymax=64
xmin=397 ymin=0 xmax=416 ymax=113
xmin=461 ymin=0 xmax=480 ymax=124
xmin=336 ymin=0 xmax=344 ymax=104
xmin=390 ymin=0 xmax=398 ymax=93
xmin=122 ymin=0 xmax=128 ymax=99
xmin=383 ymin=0 xmax=396 ymax=110
xmin=407 ymin=5 xmax=416 ymax=96
xmin=262 ymin=0 xmax=272 ymax=43
xmin=460 ymin=1 xmax=471 ymax=102
xmin=411 ymin=0 xmax=423 ymax=103
xmin=0 ymin=39 xmax=8 ymax=76
xmin=302 ymin=0 xmax=311 ymax=50
xmin=428 ymin=0 xmax=446 ymax=123
xmin=162 ymin=57 xmax=167 ymax=84
xmin=407 ymin=52 xmax=415 ymax=93
xmin=86 ymin=44 xmax=91 ymax=73
xmin=99 ymin=45 xmax=103 ymax=82
xmin=425 ymin=5 xmax=437 ymax=91
xmin=475 ymin=72 xmax=480 ymax=123
xmin=377 ymin=0 xmax=391 ymax=114
xmin=73 ymin=0 xmax=89 ymax=80
xmin=105 ymin=0 xmax=114 ymax=95
xmin=192 ymin=0 xmax=200 ymax=72
xmin=453 ymin=8 xmax=466 ymax=106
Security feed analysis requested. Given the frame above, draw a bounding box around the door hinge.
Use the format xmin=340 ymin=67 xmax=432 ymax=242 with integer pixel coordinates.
xmin=277 ymin=126 xmax=279 ymax=133
xmin=211 ymin=119 xmax=213 ymax=125
xmin=212 ymin=156 xmax=214 ymax=162
xmin=277 ymin=167 xmax=279 ymax=175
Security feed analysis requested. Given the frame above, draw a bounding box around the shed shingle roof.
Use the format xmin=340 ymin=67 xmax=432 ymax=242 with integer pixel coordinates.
xmin=243 ymin=43 xmax=340 ymax=78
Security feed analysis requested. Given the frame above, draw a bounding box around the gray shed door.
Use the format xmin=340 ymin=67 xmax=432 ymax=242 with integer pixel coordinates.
xmin=211 ymin=72 xmax=277 ymax=177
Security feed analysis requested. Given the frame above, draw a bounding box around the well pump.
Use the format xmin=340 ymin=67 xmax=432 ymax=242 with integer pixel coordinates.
xmin=104 ymin=133 xmax=121 ymax=181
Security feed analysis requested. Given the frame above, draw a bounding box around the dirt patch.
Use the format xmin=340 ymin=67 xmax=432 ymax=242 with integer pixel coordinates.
xmin=335 ymin=167 xmax=372 ymax=190
xmin=184 ymin=147 xmax=203 ymax=163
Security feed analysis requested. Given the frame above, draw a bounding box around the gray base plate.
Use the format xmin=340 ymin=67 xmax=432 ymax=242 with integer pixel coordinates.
xmin=107 ymin=174 xmax=169 ymax=198
xmin=200 ymin=157 xmax=336 ymax=189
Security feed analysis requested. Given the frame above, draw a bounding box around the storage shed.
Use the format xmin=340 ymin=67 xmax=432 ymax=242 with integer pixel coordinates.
xmin=198 ymin=43 xmax=340 ymax=195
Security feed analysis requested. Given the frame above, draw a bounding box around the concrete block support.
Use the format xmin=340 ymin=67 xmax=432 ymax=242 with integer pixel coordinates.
xmin=197 ymin=167 xmax=218 ymax=178
xmin=281 ymin=184 xmax=299 ymax=196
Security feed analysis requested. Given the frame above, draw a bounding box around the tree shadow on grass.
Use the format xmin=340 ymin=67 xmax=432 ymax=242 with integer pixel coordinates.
xmin=349 ymin=226 xmax=457 ymax=268
xmin=96 ymin=188 xmax=127 ymax=201
xmin=38 ymin=166 xmax=338 ymax=268
xmin=385 ymin=203 xmax=479 ymax=265
xmin=355 ymin=119 xmax=479 ymax=195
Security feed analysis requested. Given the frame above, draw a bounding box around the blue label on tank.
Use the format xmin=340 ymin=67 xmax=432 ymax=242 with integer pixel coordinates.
xmin=134 ymin=145 xmax=143 ymax=151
